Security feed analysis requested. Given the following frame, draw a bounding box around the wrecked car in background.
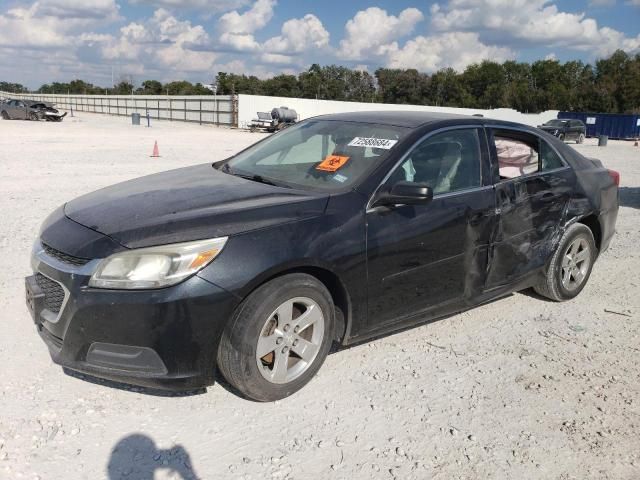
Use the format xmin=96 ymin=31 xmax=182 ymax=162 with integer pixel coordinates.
xmin=1 ymin=99 xmax=67 ymax=122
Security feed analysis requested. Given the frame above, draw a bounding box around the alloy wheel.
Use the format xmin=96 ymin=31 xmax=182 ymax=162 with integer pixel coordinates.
xmin=256 ymin=297 xmax=325 ymax=384
xmin=560 ymin=237 xmax=591 ymax=291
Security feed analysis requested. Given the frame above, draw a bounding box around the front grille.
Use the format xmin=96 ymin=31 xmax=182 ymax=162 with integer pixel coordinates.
xmin=41 ymin=242 xmax=90 ymax=266
xmin=35 ymin=273 xmax=65 ymax=314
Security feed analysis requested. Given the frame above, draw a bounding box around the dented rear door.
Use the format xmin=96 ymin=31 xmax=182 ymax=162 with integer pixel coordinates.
xmin=486 ymin=128 xmax=575 ymax=288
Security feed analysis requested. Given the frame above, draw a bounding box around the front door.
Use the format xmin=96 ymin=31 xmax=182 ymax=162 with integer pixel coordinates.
xmin=486 ymin=128 xmax=575 ymax=288
xmin=14 ymin=101 xmax=27 ymax=119
xmin=366 ymin=128 xmax=495 ymax=330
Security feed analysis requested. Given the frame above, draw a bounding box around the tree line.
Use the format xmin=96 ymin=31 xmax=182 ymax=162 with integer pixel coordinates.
xmin=2 ymin=50 xmax=639 ymax=114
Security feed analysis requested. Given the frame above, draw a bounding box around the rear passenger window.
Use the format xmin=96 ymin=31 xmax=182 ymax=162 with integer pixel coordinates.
xmin=495 ymin=136 xmax=539 ymax=179
xmin=391 ymin=129 xmax=482 ymax=195
xmin=493 ymin=129 xmax=566 ymax=180
xmin=540 ymin=140 xmax=564 ymax=171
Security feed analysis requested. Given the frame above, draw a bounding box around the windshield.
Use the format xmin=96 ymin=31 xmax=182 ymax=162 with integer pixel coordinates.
xmin=545 ymin=120 xmax=568 ymax=127
xmin=222 ymin=120 xmax=409 ymax=191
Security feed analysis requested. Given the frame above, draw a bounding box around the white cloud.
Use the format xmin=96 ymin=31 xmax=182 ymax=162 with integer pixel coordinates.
xmin=430 ymin=0 xmax=640 ymax=56
xmin=261 ymin=52 xmax=294 ymax=64
xmin=339 ymin=7 xmax=424 ymax=60
xmin=128 ymin=0 xmax=249 ymax=12
xmin=263 ymin=14 xmax=329 ymax=54
xmin=96 ymin=9 xmax=216 ymax=74
xmin=219 ymin=32 xmax=260 ymax=51
xmin=219 ymin=0 xmax=275 ymax=34
xmin=0 ymin=6 xmax=68 ymax=48
xmin=336 ymin=6 xmax=511 ymax=72
xmin=214 ymin=59 xmax=277 ymax=78
xmin=384 ymin=32 xmax=515 ymax=72
xmin=0 ymin=0 xmax=119 ymax=49
xmin=218 ymin=0 xmax=276 ymax=51
xmin=35 ymin=0 xmax=120 ymax=20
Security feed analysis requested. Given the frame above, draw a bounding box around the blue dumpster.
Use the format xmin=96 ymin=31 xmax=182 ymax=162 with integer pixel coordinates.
xmin=558 ymin=112 xmax=640 ymax=140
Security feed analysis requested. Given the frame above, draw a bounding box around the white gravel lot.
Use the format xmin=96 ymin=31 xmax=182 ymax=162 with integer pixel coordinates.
xmin=1 ymin=113 xmax=639 ymax=480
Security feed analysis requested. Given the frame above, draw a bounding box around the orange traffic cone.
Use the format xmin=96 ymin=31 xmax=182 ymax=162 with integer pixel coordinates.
xmin=151 ymin=141 xmax=160 ymax=157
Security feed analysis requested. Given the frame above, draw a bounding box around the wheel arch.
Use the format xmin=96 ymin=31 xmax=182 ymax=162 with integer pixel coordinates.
xmin=235 ymin=263 xmax=352 ymax=345
xmin=576 ymin=214 xmax=602 ymax=252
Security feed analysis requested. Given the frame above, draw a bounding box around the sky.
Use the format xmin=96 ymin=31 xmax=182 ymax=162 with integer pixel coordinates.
xmin=0 ymin=0 xmax=639 ymax=89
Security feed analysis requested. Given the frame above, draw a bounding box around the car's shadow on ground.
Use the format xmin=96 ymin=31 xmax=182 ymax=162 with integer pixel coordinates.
xmin=107 ymin=433 xmax=200 ymax=479
xmin=619 ymin=186 xmax=640 ymax=209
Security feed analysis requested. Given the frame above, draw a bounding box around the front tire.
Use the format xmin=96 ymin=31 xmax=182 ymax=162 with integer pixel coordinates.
xmin=558 ymin=133 xmax=565 ymax=142
xmin=217 ymin=273 xmax=335 ymax=401
xmin=534 ymin=223 xmax=596 ymax=301
xmin=29 ymin=112 xmax=39 ymax=121
xmin=577 ymin=133 xmax=585 ymax=144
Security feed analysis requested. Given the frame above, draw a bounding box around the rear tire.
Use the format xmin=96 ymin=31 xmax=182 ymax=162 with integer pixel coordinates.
xmin=534 ymin=223 xmax=596 ymax=302
xmin=1 ymin=111 xmax=9 ymax=120
xmin=217 ymin=273 xmax=335 ymax=401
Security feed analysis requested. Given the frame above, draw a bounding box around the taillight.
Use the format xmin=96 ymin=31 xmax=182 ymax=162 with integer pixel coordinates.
xmin=607 ymin=169 xmax=620 ymax=186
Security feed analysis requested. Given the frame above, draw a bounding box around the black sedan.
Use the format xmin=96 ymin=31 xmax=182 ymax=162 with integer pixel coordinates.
xmin=26 ymin=112 xmax=619 ymax=401
xmin=538 ymin=119 xmax=586 ymax=143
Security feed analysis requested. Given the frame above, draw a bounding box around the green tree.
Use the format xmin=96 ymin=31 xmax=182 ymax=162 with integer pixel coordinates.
xmin=461 ymin=61 xmax=507 ymax=108
xmin=1 ymin=81 xmax=29 ymax=93
xmin=137 ymin=80 xmax=163 ymax=95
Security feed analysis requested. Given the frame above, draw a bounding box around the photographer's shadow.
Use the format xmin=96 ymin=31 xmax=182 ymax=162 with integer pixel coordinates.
xmin=107 ymin=434 xmax=200 ymax=480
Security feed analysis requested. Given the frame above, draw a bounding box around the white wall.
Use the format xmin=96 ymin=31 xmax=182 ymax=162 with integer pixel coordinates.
xmin=1 ymin=92 xmax=236 ymax=126
xmin=239 ymin=94 xmax=558 ymax=129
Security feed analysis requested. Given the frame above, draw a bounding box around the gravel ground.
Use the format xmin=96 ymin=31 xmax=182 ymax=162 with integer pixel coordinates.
xmin=1 ymin=113 xmax=639 ymax=480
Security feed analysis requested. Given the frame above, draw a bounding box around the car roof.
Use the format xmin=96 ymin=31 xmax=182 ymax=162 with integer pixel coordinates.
xmin=310 ymin=110 xmax=539 ymax=130
xmin=312 ymin=110 xmax=490 ymax=128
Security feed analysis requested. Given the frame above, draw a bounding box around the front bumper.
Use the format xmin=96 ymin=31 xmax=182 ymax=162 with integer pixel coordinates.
xmin=540 ymin=128 xmax=560 ymax=137
xmin=26 ymin=241 xmax=239 ymax=391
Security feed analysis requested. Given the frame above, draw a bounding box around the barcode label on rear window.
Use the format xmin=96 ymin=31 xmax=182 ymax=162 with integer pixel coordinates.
xmin=348 ymin=137 xmax=398 ymax=149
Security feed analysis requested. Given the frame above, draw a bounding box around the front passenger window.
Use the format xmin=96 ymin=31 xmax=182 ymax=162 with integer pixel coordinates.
xmin=392 ymin=129 xmax=482 ymax=195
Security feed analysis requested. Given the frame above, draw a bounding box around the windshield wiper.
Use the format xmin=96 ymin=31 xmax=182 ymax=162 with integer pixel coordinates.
xmin=220 ymin=165 xmax=287 ymax=188
xmin=236 ymin=173 xmax=279 ymax=187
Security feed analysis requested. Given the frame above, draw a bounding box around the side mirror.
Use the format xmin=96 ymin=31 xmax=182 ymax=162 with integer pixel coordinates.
xmin=373 ymin=181 xmax=433 ymax=207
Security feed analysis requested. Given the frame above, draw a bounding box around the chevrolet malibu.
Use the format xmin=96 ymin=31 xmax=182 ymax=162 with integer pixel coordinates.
xmin=26 ymin=112 xmax=619 ymax=401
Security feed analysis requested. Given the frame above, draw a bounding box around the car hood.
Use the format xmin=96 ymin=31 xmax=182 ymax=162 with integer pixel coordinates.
xmin=64 ymin=163 xmax=329 ymax=249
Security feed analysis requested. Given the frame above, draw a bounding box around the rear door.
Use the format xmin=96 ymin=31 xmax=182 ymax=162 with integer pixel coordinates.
xmin=485 ymin=127 xmax=575 ymax=289
xmin=569 ymin=121 xmax=581 ymax=140
xmin=365 ymin=127 xmax=495 ymax=329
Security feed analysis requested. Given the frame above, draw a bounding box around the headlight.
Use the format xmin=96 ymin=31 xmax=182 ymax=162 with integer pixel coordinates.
xmin=89 ymin=237 xmax=228 ymax=289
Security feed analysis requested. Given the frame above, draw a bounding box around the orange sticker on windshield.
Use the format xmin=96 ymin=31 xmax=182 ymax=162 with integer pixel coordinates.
xmin=316 ymin=155 xmax=350 ymax=172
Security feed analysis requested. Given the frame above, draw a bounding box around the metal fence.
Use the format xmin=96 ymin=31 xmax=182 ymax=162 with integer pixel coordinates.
xmin=0 ymin=92 xmax=238 ymax=127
